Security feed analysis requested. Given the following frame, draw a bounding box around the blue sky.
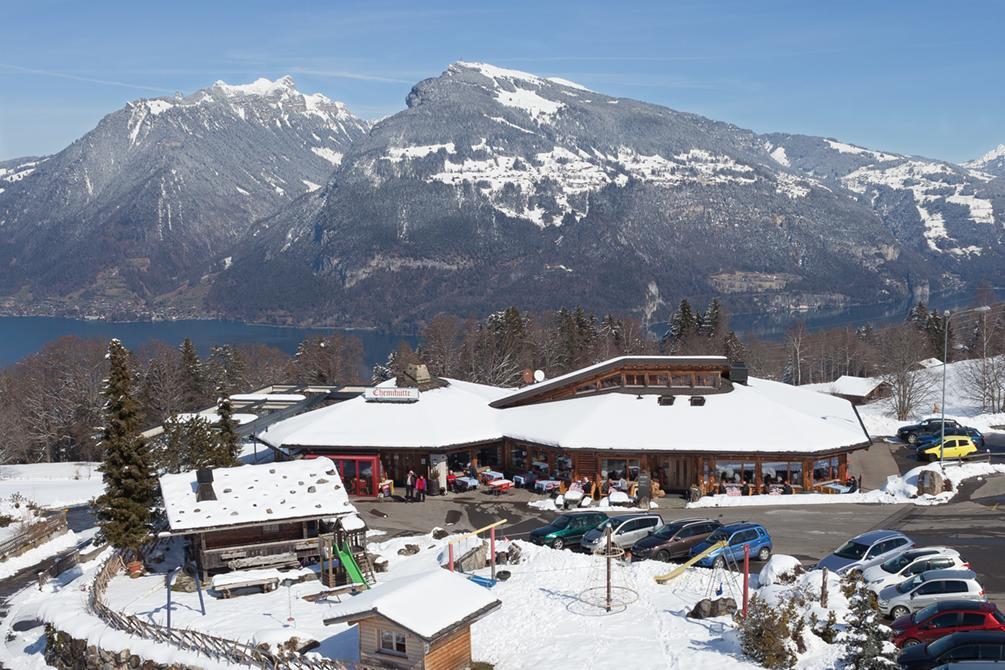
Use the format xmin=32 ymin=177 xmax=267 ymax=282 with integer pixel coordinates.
xmin=1 ymin=0 xmax=1003 ymax=162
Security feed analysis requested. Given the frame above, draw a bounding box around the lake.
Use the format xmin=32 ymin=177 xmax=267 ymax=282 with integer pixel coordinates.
xmin=0 ymin=317 xmax=417 ymax=370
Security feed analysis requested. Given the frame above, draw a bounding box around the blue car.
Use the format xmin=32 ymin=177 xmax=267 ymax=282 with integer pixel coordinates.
xmin=690 ymin=522 xmax=772 ymax=568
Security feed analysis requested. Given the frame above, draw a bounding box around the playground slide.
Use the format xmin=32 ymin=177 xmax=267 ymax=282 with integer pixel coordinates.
xmin=653 ymin=540 xmax=728 ymax=584
xmin=335 ymin=543 xmax=369 ymax=589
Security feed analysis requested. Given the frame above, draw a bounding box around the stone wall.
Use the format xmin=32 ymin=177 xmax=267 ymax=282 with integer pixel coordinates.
xmin=44 ymin=626 xmax=202 ymax=670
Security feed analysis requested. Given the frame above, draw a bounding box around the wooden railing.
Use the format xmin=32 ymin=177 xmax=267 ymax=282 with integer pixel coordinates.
xmin=88 ymin=553 xmax=359 ymax=670
xmin=0 ymin=511 xmax=68 ymax=560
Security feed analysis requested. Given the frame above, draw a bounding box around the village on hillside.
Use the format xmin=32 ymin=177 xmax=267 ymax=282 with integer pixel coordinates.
xmin=0 ymin=309 xmax=1004 ymax=670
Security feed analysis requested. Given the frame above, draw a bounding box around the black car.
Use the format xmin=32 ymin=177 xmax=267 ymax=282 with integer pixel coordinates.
xmin=897 ymin=630 xmax=1005 ymax=670
xmin=631 ymin=518 xmax=722 ymax=562
xmin=898 ymin=418 xmax=961 ymax=445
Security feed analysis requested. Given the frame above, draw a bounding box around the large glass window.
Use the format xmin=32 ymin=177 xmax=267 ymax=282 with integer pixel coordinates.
xmin=379 ymin=630 xmax=407 ymax=655
xmin=670 ymin=373 xmax=692 ymax=387
xmin=813 ymin=457 xmax=838 ymax=483
xmin=789 ymin=461 xmax=804 ymax=489
xmin=575 ymin=382 xmax=598 ymax=394
xmin=600 ymin=375 xmax=621 ymax=389
xmin=602 ymin=458 xmax=641 ymax=482
xmin=511 ymin=448 xmax=527 ymax=470
xmin=694 ymin=373 xmax=720 ymax=388
xmin=624 ymin=373 xmax=646 ymax=387
xmin=648 ymin=374 xmax=669 ymax=387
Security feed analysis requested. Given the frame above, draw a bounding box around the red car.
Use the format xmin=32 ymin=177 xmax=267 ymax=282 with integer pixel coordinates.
xmin=891 ymin=599 xmax=1005 ymax=648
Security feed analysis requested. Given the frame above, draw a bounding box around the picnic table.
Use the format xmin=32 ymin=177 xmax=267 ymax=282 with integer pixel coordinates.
xmin=454 ymin=476 xmax=479 ymax=492
xmin=820 ymin=482 xmax=851 ymax=494
xmin=534 ymin=479 xmax=561 ymax=494
xmin=487 ymin=479 xmax=513 ymax=496
xmin=481 ymin=470 xmax=504 ymax=483
xmin=211 ymin=568 xmax=281 ymax=598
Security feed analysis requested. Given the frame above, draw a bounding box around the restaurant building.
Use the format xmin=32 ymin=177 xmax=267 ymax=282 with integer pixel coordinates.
xmin=261 ymin=356 xmax=873 ymax=496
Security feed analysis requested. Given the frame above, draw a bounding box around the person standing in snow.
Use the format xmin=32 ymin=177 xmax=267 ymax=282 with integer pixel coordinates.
xmin=405 ymin=470 xmax=416 ymax=501
xmin=416 ymin=474 xmax=427 ymax=502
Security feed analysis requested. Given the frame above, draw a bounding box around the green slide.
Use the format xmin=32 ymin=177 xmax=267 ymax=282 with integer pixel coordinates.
xmin=335 ymin=542 xmax=369 ymax=589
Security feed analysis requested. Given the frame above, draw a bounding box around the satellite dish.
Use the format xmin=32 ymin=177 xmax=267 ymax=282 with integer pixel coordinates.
xmin=533 ymin=369 xmax=546 ymax=383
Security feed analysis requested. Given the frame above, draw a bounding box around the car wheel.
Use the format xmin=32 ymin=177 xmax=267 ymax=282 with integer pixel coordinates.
xmin=713 ymin=556 xmax=725 ymax=569
xmin=655 ymin=550 xmax=671 ymax=563
xmin=901 ymin=638 xmax=921 ymax=648
xmin=906 ymin=433 xmax=918 ymax=445
xmin=552 ymin=538 xmax=564 ymax=550
xmin=890 ymin=606 xmax=909 ymax=620
xmin=757 ymin=546 xmax=771 ymax=561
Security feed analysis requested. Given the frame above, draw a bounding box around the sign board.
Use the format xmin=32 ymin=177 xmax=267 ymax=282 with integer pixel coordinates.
xmin=363 ymin=387 xmax=420 ymax=403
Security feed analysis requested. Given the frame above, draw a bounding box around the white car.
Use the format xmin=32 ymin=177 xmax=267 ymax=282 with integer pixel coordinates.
xmin=876 ymin=569 xmax=984 ymax=619
xmin=862 ymin=547 xmax=965 ymax=593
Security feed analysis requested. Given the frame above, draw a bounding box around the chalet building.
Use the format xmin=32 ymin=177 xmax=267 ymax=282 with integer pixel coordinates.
xmin=159 ymin=458 xmax=364 ymax=580
xmin=801 ymin=375 xmax=892 ymax=405
xmin=324 ymin=569 xmax=500 ymax=670
xmin=261 ymin=356 xmax=873 ymax=497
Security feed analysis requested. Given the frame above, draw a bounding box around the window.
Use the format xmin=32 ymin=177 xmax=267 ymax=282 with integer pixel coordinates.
xmin=930 ymin=558 xmax=954 ymax=570
xmin=694 ymin=373 xmax=719 ymax=388
xmin=624 ymin=373 xmax=646 ymax=387
xmin=648 ymin=374 xmax=669 ymax=387
xmin=670 ymin=373 xmax=692 ymax=387
xmin=940 ymin=645 xmax=978 ymax=662
xmin=930 ymin=613 xmax=959 ymax=628
xmin=979 ymin=644 xmax=1004 ymax=660
xmin=813 ymin=457 xmax=838 ymax=482
xmin=917 ymin=582 xmax=945 ymax=595
xmin=511 ymin=448 xmax=527 ymax=470
xmin=961 ymin=613 xmax=987 ymax=627
xmin=263 ymin=523 xmax=280 ymax=534
xmin=616 ymin=520 xmax=640 ymax=534
xmin=602 ymin=458 xmax=640 ymax=481
xmin=379 ymin=630 xmax=407 ymax=656
xmin=575 ymin=382 xmax=598 ymax=394
xmin=600 ymin=375 xmax=621 ymax=390
xmin=944 ymin=581 xmax=969 ymax=594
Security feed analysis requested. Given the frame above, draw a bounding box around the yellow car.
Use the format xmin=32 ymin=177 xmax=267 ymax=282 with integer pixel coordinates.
xmin=918 ymin=436 xmax=978 ymax=461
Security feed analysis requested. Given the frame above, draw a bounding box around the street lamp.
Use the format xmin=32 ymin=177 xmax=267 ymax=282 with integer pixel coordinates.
xmin=939 ymin=305 xmax=992 ymax=469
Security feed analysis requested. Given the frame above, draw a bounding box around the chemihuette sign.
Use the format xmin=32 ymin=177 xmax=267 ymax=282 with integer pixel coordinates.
xmin=363 ymin=387 xmax=420 ymax=403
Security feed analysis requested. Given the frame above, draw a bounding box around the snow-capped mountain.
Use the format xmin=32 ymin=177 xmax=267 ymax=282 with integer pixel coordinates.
xmin=0 ymin=76 xmax=368 ymax=313
xmin=212 ymin=62 xmax=937 ymax=326
xmin=964 ymin=143 xmax=1005 ymax=178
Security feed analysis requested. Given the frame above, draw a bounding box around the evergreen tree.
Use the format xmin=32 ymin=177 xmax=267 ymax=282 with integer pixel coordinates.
xmin=907 ymin=301 xmax=929 ymax=330
xmin=924 ymin=311 xmax=952 ymax=361
xmin=206 ymin=345 xmax=245 ymax=397
xmin=723 ymin=330 xmax=747 ymax=362
xmin=215 ymin=395 xmax=241 ymax=467
xmin=178 ymin=338 xmax=205 ymax=410
xmin=663 ymin=299 xmax=696 ymax=352
xmin=372 ymin=350 xmax=396 ymax=384
xmin=702 ymin=299 xmax=723 ymax=339
xmin=840 ymin=575 xmax=898 ymax=669
xmin=94 ymin=340 xmax=156 ymax=560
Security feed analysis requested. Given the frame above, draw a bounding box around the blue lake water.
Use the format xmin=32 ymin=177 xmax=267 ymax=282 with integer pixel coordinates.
xmin=0 ymin=317 xmax=417 ymax=370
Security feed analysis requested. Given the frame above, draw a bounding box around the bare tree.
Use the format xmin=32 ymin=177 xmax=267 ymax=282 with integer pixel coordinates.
xmin=877 ymin=326 xmax=937 ymax=420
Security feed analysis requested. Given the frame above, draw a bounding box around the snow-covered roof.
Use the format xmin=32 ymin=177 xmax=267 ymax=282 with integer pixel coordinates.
xmin=261 ymin=378 xmax=511 ymax=450
xmin=173 ymin=411 xmax=258 ymax=425
xmin=498 ymin=377 xmax=870 ymax=454
xmin=800 ymin=375 xmax=888 ymax=398
xmin=917 ymin=357 xmax=944 ymax=369
xmin=159 ymin=457 xmax=357 ymax=532
xmin=230 ymin=393 xmax=307 ymax=402
xmin=325 ymin=569 xmax=500 ymax=640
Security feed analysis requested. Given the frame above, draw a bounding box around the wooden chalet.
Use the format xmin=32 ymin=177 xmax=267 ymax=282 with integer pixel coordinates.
xmin=324 ymin=569 xmax=500 ymax=670
xmin=261 ymin=356 xmax=873 ymax=498
xmin=158 ymin=458 xmax=364 ymax=581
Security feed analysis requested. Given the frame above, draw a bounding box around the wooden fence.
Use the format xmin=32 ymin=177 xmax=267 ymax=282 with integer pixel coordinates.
xmin=0 ymin=511 xmax=68 ymax=560
xmin=88 ymin=553 xmax=360 ymax=670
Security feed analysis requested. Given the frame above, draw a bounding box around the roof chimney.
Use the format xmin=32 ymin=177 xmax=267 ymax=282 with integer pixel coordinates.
xmin=196 ymin=468 xmax=217 ymax=502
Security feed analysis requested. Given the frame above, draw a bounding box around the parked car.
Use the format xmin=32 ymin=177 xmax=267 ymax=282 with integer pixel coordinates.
xmin=890 ymin=600 xmax=1005 ymax=649
xmin=631 ymin=518 xmax=722 ymax=562
xmin=917 ymin=436 xmax=980 ymax=462
xmin=899 ymin=418 xmax=962 ymax=445
xmin=816 ymin=529 xmax=913 ymax=575
xmin=915 ymin=427 xmax=985 ymax=451
xmin=896 ymin=630 xmax=1005 ymax=670
xmin=579 ymin=513 xmax=663 ymax=552
xmin=529 ymin=511 xmax=609 ymax=550
xmin=690 ymin=522 xmax=772 ymax=568
xmin=863 ymin=547 xmax=966 ymax=593
xmin=877 ymin=569 xmax=985 ymax=619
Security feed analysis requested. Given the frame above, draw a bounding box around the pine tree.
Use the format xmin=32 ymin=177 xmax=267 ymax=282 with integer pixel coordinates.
xmin=701 ymin=299 xmax=722 ymax=339
xmin=907 ymin=301 xmax=930 ymax=330
xmin=663 ymin=299 xmax=696 ymax=352
xmin=178 ymin=338 xmax=205 ymax=410
xmin=215 ymin=395 xmax=241 ymax=467
xmin=94 ymin=340 xmax=157 ymax=561
xmin=182 ymin=416 xmax=218 ymax=470
xmin=206 ymin=345 xmax=245 ymax=397
xmin=840 ymin=574 xmax=898 ymax=669
xmin=723 ymin=330 xmax=747 ymax=362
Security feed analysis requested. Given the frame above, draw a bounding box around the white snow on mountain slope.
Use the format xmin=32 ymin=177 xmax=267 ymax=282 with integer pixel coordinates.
xmin=766 ymin=143 xmax=790 ymax=167
xmin=451 ymin=61 xmax=569 ymax=122
xmin=311 ymin=147 xmax=343 ymax=165
xmin=963 ymin=142 xmax=1005 ymax=169
xmin=212 ymin=75 xmax=297 ymax=97
xmin=0 ymin=159 xmax=43 ymax=183
xmin=546 ymin=76 xmax=591 ymax=91
xmin=841 ymin=160 xmax=995 ymax=252
xmin=385 ymin=143 xmax=457 ymax=162
xmin=494 ymin=86 xmax=564 ymax=121
xmin=824 ymin=138 xmax=900 ymax=162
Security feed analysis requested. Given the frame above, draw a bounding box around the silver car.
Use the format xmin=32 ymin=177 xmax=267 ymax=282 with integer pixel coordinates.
xmin=877 ymin=569 xmax=984 ymax=619
xmin=862 ymin=547 xmax=964 ymax=593
xmin=580 ymin=513 xmax=662 ymax=553
xmin=816 ymin=529 xmax=913 ymax=575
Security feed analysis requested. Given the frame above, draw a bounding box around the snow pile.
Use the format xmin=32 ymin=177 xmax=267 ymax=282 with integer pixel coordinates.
xmin=0 ymin=530 xmax=78 ymax=580
xmin=758 ymin=555 xmax=803 ymax=588
xmin=0 ymin=495 xmax=42 ymax=542
xmin=0 ymin=462 xmax=103 ymax=509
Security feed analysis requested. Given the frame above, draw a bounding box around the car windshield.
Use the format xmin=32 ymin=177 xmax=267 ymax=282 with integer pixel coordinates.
xmin=654 ymin=524 xmax=684 ymax=539
xmin=896 ymin=574 xmax=924 ymax=594
xmin=833 ymin=541 xmax=870 ymax=560
xmin=707 ymin=529 xmax=730 ymax=543
xmin=549 ymin=515 xmax=573 ymax=530
xmin=881 ymin=552 xmax=916 ymax=573
xmin=912 ymin=603 xmax=939 ymax=623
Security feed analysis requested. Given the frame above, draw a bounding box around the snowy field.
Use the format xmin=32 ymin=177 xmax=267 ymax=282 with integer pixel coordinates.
xmin=0 ymin=462 xmax=103 ymax=509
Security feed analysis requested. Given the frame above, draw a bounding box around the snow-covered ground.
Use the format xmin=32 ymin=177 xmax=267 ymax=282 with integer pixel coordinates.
xmin=690 ymin=461 xmax=1005 ymax=509
xmin=0 ymin=462 xmax=103 ymax=509
xmin=0 ymin=530 xmax=79 ymax=580
xmin=856 ymin=358 xmax=1005 ymax=437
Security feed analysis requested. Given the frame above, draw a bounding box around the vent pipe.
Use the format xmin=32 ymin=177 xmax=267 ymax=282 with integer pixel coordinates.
xmin=196 ymin=468 xmax=217 ymax=502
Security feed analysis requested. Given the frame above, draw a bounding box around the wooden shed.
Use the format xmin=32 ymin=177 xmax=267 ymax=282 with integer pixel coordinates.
xmin=324 ymin=569 xmax=500 ymax=670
